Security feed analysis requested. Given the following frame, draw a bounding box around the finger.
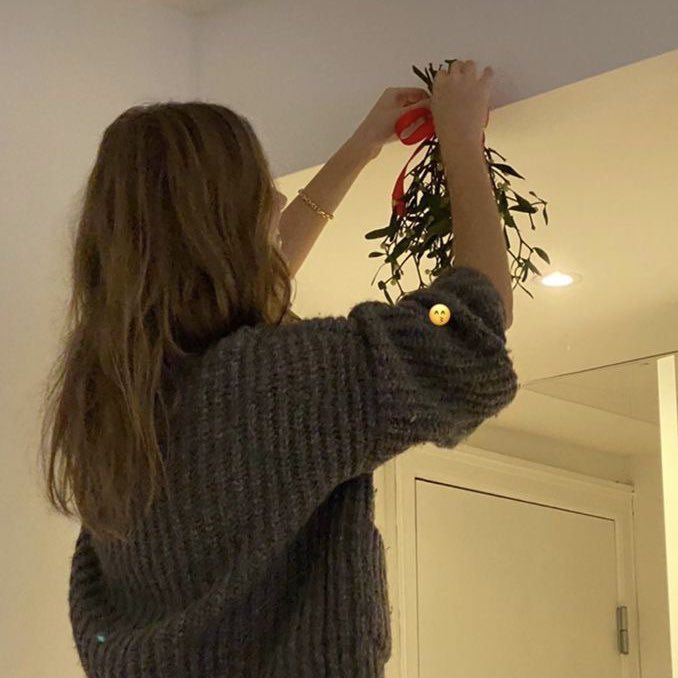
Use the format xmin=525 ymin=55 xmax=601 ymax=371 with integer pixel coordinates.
xmin=450 ymin=60 xmax=464 ymax=76
xmin=480 ymin=66 xmax=494 ymax=82
xmin=395 ymin=87 xmax=429 ymax=98
xmin=404 ymin=97 xmax=430 ymax=109
xmin=395 ymin=87 xmax=430 ymax=104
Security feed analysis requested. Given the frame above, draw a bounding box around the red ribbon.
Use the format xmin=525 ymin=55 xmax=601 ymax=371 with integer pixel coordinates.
xmin=391 ymin=106 xmax=436 ymax=218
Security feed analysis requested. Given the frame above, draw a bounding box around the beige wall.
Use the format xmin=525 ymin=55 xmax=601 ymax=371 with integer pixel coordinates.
xmin=657 ymin=355 xmax=678 ymax=675
xmin=0 ymin=2 xmax=194 ymax=675
xmin=630 ymin=451 xmax=672 ymax=676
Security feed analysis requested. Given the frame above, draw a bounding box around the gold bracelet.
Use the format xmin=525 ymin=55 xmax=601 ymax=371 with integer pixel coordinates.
xmin=297 ymin=188 xmax=334 ymax=220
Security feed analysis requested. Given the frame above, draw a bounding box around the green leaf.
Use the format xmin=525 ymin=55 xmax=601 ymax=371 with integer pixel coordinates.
xmin=498 ymin=193 xmax=517 ymax=228
xmin=526 ymin=259 xmax=542 ymax=275
xmin=533 ymin=247 xmax=550 ymax=264
xmin=498 ymin=192 xmax=508 ymax=209
xmin=379 ymin=281 xmax=393 ymax=304
xmin=492 ymin=163 xmax=525 ymax=180
xmin=426 ymin=218 xmax=452 ymax=237
xmin=385 ymin=237 xmax=411 ymax=262
xmin=510 ymin=195 xmax=539 ymax=214
xmin=503 ymin=211 xmax=517 ymax=228
xmin=416 ymin=193 xmax=433 ymax=211
xmin=365 ymin=225 xmax=393 ymax=240
xmin=412 ymin=65 xmax=431 ymax=87
xmin=510 ymin=204 xmax=538 ymax=214
xmin=419 ymin=234 xmax=436 ymax=251
xmin=368 ymin=251 xmax=385 ymax=258
xmin=515 ymin=194 xmax=534 ymax=207
xmin=429 ymin=195 xmax=448 ymax=213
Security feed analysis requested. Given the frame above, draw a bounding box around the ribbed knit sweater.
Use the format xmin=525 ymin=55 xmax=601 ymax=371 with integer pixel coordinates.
xmin=68 ymin=264 xmax=519 ymax=677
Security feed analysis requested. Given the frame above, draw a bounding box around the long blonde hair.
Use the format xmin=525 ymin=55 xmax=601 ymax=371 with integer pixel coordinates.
xmin=39 ymin=101 xmax=296 ymax=542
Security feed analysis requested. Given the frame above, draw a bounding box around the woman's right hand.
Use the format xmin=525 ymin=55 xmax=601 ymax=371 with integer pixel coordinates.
xmin=431 ymin=59 xmax=494 ymax=148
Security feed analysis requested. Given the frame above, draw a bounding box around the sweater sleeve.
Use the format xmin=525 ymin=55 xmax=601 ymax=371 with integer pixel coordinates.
xmin=200 ymin=265 xmax=518 ymax=502
xmin=347 ymin=264 xmax=519 ymax=463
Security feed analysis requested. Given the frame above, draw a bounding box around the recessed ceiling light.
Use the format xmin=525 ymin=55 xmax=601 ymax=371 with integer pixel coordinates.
xmin=539 ymin=270 xmax=581 ymax=287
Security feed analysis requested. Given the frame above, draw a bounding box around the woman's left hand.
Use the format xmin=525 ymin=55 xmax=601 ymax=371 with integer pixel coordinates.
xmin=350 ymin=87 xmax=432 ymax=161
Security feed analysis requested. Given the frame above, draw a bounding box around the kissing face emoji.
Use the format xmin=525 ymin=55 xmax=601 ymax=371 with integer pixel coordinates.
xmin=429 ymin=303 xmax=451 ymax=326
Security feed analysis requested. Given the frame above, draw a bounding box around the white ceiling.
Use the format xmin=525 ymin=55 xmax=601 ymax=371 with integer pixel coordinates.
xmin=131 ymin=0 xmax=230 ymax=14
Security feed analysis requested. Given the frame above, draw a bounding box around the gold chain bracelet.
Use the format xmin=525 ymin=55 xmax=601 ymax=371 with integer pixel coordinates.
xmin=297 ymin=188 xmax=334 ymax=220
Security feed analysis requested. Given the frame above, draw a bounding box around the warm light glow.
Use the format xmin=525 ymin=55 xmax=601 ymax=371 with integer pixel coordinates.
xmin=540 ymin=271 xmax=575 ymax=287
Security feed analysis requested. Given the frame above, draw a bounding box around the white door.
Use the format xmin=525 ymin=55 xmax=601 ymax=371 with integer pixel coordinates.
xmin=415 ymin=479 xmax=622 ymax=677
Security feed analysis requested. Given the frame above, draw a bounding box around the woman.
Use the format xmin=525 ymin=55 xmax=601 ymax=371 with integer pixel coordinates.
xmin=40 ymin=60 xmax=518 ymax=677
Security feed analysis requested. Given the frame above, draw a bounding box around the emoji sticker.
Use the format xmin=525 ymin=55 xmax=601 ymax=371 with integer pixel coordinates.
xmin=429 ymin=303 xmax=451 ymax=326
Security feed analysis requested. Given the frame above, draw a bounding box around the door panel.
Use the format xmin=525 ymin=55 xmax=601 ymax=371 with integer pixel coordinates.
xmin=416 ymin=479 xmax=621 ymax=677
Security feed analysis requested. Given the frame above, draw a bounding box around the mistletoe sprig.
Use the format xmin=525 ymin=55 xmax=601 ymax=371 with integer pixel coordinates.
xmin=366 ymin=59 xmax=552 ymax=304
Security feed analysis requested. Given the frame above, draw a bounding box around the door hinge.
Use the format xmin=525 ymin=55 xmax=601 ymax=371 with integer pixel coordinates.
xmin=616 ymin=605 xmax=629 ymax=655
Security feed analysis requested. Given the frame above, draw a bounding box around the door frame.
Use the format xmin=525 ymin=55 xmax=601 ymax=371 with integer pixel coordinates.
xmin=382 ymin=443 xmax=640 ymax=678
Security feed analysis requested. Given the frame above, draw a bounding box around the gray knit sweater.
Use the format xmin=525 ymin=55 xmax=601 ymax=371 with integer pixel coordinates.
xmin=68 ymin=264 xmax=519 ymax=677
